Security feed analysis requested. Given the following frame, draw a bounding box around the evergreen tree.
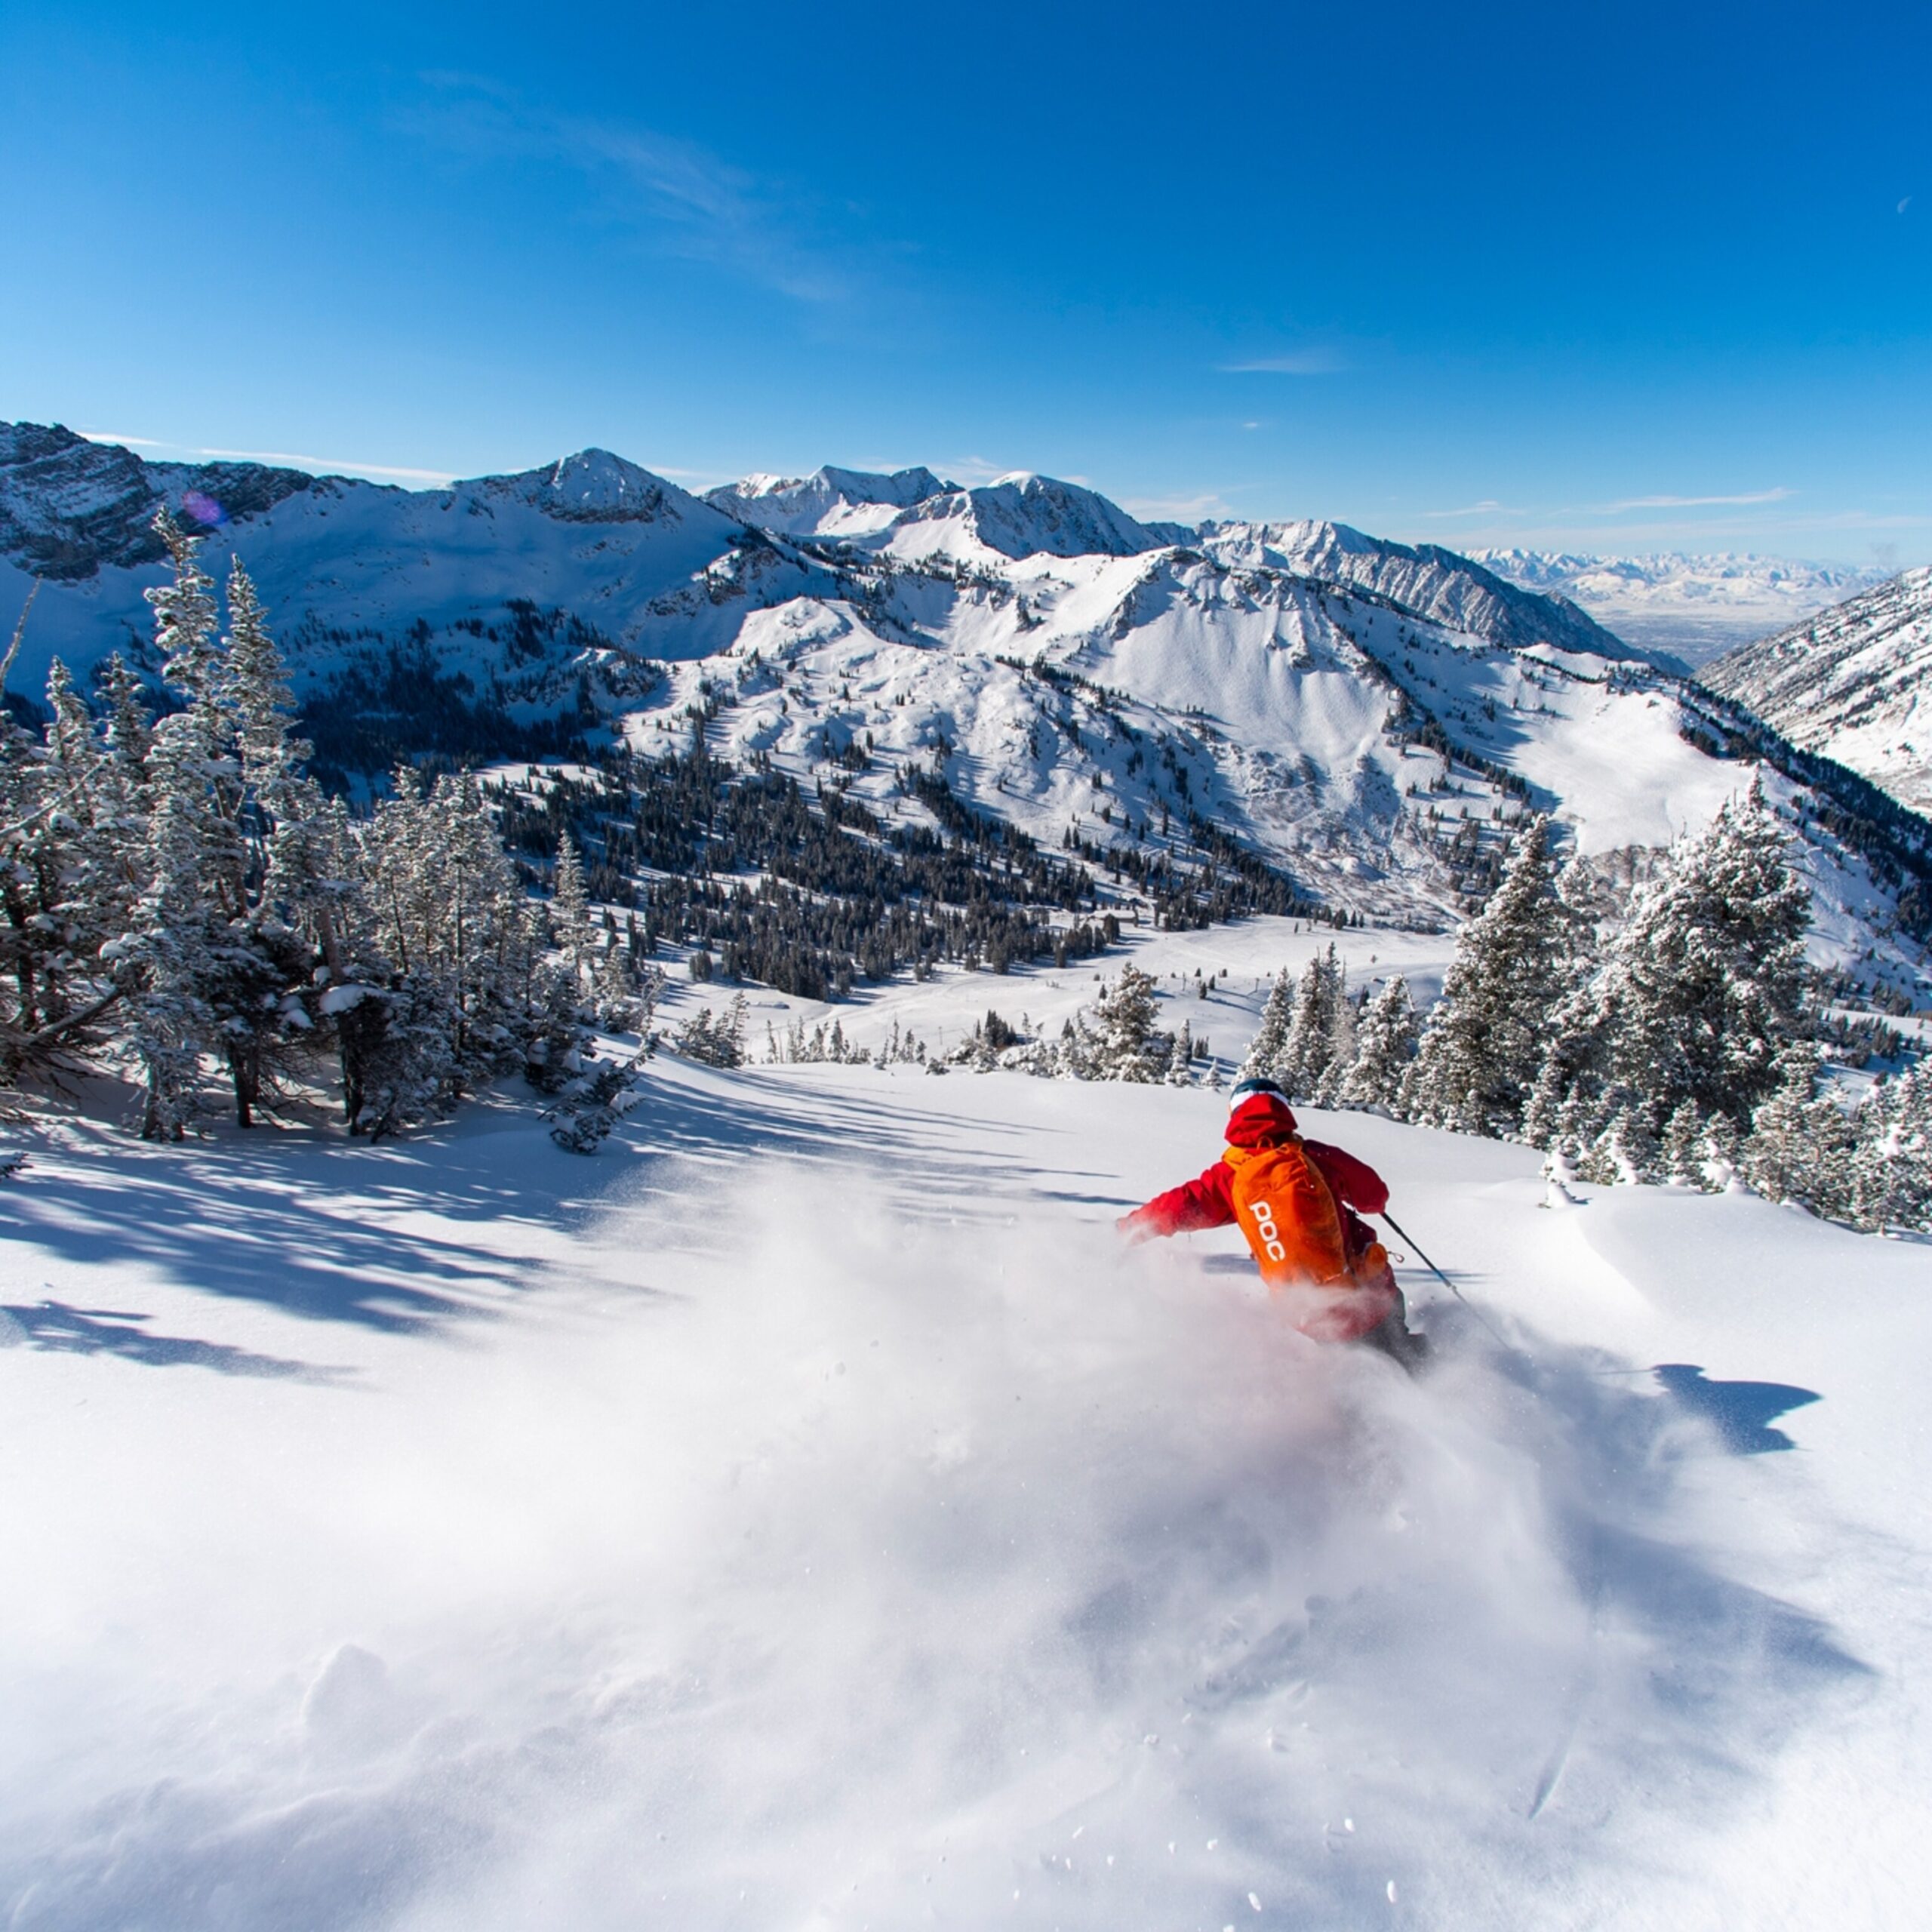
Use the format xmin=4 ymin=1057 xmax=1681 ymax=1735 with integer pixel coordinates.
xmin=1336 ymin=974 xmax=1418 ymax=1111
xmin=1852 ymin=1071 xmax=1930 ymax=1232
xmin=1582 ymin=785 xmax=1809 ymax=1134
xmin=1278 ymin=945 xmax=1344 ymax=1100
xmin=1085 ymin=964 xmax=1168 ymax=1081
xmin=1741 ymin=1059 xmax=1860 ymax=1223
xmin=1238 ymin=968 xmax=1294 ymax=1081
xmin=1164 ymin=1017 xmax=1195 ymax=1086
xmin=1407 ymin=816 xmax=1577 ymax=1137
xmin=1659 ymin=1100 xmax=1707 ymax=1187
xmin=552 ymin=829 xmax=592 ymax=989
xmin=1313 ymin=978 xmax=1360 ymax=1106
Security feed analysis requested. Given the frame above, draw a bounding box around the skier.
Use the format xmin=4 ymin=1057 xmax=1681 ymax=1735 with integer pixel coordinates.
xmin=1118 ymin=1075 xmax=1429 ymax=1368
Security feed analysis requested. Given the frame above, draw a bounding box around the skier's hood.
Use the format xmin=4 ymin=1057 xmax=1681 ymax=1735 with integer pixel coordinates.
xmin=1226 ymin=1091 xmax=1298 ymax=1148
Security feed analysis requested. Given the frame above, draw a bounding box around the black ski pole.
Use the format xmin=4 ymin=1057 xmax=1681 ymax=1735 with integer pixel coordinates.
xmin=1377 ymin=1211 xmax=1456 ymax=1294
xmin=1379 ymin=1214 xmax=1536 ymax=1368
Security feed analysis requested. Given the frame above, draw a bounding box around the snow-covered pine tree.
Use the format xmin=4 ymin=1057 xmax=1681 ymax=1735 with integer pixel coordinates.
xmin=1165 ymin=1017 xmax=1195 ymax=1085
xmin=222 ymin=560 xmax=309 ymax=824
xmin=1740 ymin=1054 xmax=1861 ymax=1223
xmin=1594 ymin=1104 xmax=1660 ymax=1186
xmin=552 ymin=829 xmax=592 ymax=991
xmin=1313 ymin=978 xmax=1360 ymax=1106
xmin=1519 ymin=1036 xmax=1576 ymax=1150
xmin=1238 ymin=968 xmax=1294 ymax=1083
xmin=1851 ymin=1069 xmax=1930 ymax=1232
xmin=1659 ymin=1100 xmax=1707 ymax=1187
xmin=1278 ymin=946 xmax=1343 ymax=1100
xmin=675 ymin=992 xmax=749 ymax=1069
xmin=1085 ymin=964 xmax=1168 ymax=1081
xmin=1335 ymin=974 xmax=1418 ymax=1111
xmin=0 ymin=654 xmax=137 ymax=1084
xmin=128 ymin=718 xmax=218 ymax=1138
xmin=1582 ymin=784 xmax=1809 ymax=1137
xmin=1407 ymin=815 xmax=1577 ymax=1137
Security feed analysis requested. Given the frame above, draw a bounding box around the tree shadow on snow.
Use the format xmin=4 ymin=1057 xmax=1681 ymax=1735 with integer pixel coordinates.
xmin=1 ymin=1300 xmax=352 ymax=1383
xmin=4 ymin=1128 xmax=578 ymax=1335
xmin=624 ymin=1069 xmax=1124 ymax=1223
xmin=1652 ymin=1362 xmax=1822 ymax=1454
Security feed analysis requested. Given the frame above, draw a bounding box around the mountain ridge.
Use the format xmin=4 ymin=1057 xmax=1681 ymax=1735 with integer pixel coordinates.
xmin=2 ymin=420 xmax=1924 ymax=977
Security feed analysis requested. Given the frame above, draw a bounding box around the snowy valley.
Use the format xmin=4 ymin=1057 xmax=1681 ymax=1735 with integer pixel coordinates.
xmin=1476 ymin=549 xmax=1893 ymax=667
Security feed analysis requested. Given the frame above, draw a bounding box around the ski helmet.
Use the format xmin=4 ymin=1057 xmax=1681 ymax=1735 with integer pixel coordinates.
xmin=1227 ymin=1075 xmax=1289 ymax=1112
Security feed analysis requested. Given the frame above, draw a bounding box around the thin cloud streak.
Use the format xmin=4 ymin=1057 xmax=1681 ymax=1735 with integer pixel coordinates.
xmin=77 ymin=431 xmax=454 ymax=484
xmin=198 ymin=448 xmax=456 ymax=483
xmin=1122 ymin=491 xmax=1234 ymax=523
xmin=1423 ymin=486 xmax=1794 ymax=524
xmin=1423 ymin=500 xmax=1517 ymax=519
xmin=1392 ymin=506 xmax=1932 ymax=559
xmin=1217 ymin=350 xmax=1346 ymax=376
xmin=1604 ymin=488 xmax=1793 ymax=510
xmin=407 ymin=75 xmax=855 ymax=305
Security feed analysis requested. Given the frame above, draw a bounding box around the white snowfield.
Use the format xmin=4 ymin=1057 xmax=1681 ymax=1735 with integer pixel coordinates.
xmin=3 ymin=921 xmax=1927 ymax=1932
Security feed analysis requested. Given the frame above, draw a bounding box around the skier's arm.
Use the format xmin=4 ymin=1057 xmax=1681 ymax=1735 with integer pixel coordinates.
xmin=1117 ymin=1162 xmax=1235 ymax=1241
xmin=1304 ymin=1141 xmax=1390 ymax=1216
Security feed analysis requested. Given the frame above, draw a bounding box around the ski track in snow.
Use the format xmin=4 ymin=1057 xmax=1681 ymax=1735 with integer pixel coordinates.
xmin=2 ymin=931 xmax=1927 ymax=1931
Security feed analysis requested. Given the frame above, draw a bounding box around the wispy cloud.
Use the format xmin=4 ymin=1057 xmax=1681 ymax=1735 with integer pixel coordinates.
xmin=1217 ymin=350 xmax=1346 ymax=376
xmin=198 ymin=447 xmax=455 ymax=483
xmin=1122 ymin=491 xmax=1233 ymax=523
xmin=1423 ymin=499 xmax=1518 ymax=519
xmin=940 ymin=456 xmax=1011 ymax=486
xmin=77 ymin=431 xmax=454 ymax=485
xmin=1603 ymin=487 xmax=1792 ymax=511
xmin=407 ymin=75 xmax=853 ymax=304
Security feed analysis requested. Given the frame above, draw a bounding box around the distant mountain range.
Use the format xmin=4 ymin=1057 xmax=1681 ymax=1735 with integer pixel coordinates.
xmin=3 ymin=423 xmax=1925 ymax=970
xmin=1475 ymin=549 xmax=1891 ymax=666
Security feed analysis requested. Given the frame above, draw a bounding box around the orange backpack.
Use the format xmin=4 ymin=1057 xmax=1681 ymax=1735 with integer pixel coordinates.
xmin=1225 ymin=1137 xmax=1351 ymax=1288
xmin=1225 ymin=1137 xmax=1398 ymax=1342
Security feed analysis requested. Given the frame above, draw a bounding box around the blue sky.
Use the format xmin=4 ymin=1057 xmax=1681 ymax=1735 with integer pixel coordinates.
xmin=2 ymin=0 xmax=1927 ymax=561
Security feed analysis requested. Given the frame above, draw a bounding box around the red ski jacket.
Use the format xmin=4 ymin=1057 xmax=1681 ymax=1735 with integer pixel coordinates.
xmin=1120 ymin=1092 xmax=1389 ymax=1258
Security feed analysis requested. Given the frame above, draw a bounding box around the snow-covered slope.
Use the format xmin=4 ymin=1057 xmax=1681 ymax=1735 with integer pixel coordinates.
xmin=1476 ymin=549 xmax=1892 ymax=666
xmin=707 ymin=466 xmax=1161 ymax=563
xmin=704 ymin=464 xmax=955 ymax=539
xmin=878 ymin=472 xmax=1162 ymax=563
xmin=1703 ymin=568 xmax=1932 ymax=814
xmin=5 ymin=928 xmax=1930 ymax=1930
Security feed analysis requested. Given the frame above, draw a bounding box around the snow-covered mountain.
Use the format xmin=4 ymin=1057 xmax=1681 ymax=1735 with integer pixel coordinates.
xmin=1204 ymin=521 xmax=1636 ymax=664
xmin=1475 ymin=549 xmax=1893 ymax=666
xmin=0 ymin=421 xmax=745 ymax=675
xmin=709 ymin=465 xmax=1164 ymax=564
xmin=704 ymin=465 xmax=955 ymax=540
xmin=4 ymin=422 xmax=1926 ymax=968
xmin=1703 ymin=567 xmax=1932 ymax=814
